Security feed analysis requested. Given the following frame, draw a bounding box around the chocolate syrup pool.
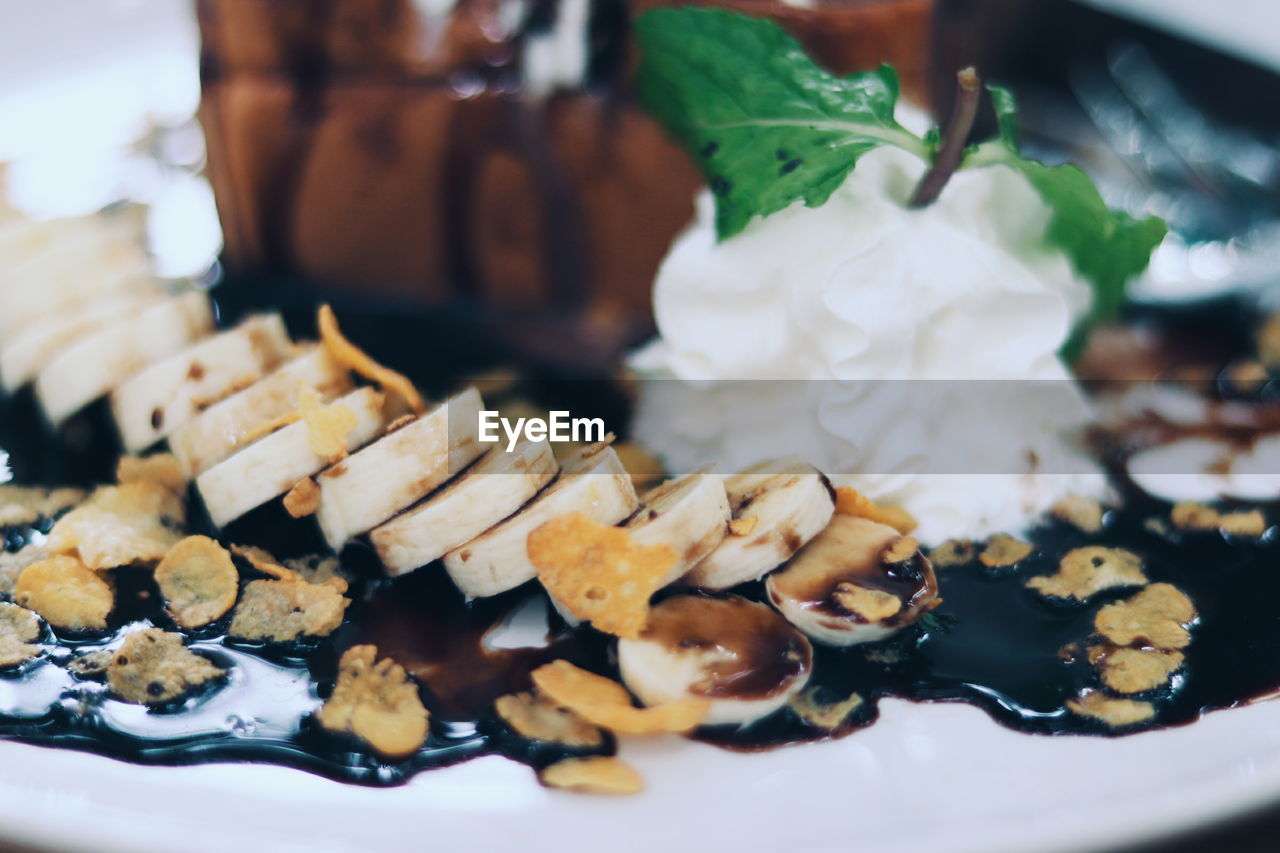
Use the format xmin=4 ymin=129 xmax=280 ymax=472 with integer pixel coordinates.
xmin=3 ymin=308 xmax=1280 ymax=787
xmin=2 ymin=477 xmax=1278 ymax=787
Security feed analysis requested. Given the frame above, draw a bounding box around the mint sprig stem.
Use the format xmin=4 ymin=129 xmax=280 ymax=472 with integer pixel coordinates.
xmin=909 ymin=67 xmax=981 ymax=208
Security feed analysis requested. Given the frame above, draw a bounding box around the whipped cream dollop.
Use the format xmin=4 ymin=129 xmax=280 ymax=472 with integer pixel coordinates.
xmin=631 ymin=143 xmax=1109 ymax=543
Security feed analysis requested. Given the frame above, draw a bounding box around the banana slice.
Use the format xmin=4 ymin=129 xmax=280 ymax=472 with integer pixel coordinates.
xmin=443 ymin=443 xmax=638 ymax=598
xmin=315 ymin=388 xmax=486 ymax=550
xmin=625 ymin=467 xmax=730 ymax=587
xmin=169 ymin=344 xmax=352 ymax=478
xmin=111 ymin=313 xmax=293 ymax=452
xmin=766 ymin=515 xmax=939 ymax=646
xmin=371 ymin=439 xmax=559 ymax=576
xmin=0 ymin=254 xmax=153 ymax=341
xmin=196 ymin=386 xmax=387 ymax=527
xmin=617 ymin=594 xmax=813 ymax=726
xmin=685 ymin=457 xmax=835 ymax=591
xmin=35 ymin=290 xmax=214 ymax=425
xmin=0 ymin=290 xmax=166 ymax=391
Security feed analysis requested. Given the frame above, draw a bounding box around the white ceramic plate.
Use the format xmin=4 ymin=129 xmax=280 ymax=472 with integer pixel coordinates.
xmin=2 ymin=695 xmax=1279 ymax=853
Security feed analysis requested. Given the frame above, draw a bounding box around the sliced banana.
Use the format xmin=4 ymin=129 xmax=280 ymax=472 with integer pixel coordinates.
xmin=111 ymin=313 xmax=293 ymax=452
xmin=766 ymin=515 xmax=939 ymax=646
xmin=196 ymin=386 xmax=387 ymax=527
xmin=617 ymin=594 xmax=813 ymax=726
xmin=0 ymin=290 xmax=166 ymax=391
xmin=315 ymin=387 xmax=486 ymax=550
xmin=0 ymin=255 xmax=153 ymax=341
xmin=685 ymin=457 xmax=835 ymax=591
xmin=371 ymin=438 xmax=559 ymax=576
xmin=169 ymin=344 xmax=352 ymax=478
xmin=443 ymin=443 xmax=638 ymax=598
xmin=35 ymin=290 xmax=214 ymax=425
xmin=625 ymin=467 xmax=730 ymax=587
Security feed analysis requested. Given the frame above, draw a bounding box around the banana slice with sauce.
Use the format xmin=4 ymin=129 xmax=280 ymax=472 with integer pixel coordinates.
xmin=766 ymin=515 xmax=939 ymax=646
xmin=617 ymin=594 xmax=813 ymax=726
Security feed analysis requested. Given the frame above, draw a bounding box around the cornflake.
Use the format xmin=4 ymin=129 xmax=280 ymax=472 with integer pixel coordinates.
xmin=978 ymin=534 xmax=1033 ymax=568
xmin=494 ymin=690 xmax=605 ymax=747
xmin=832 ymin=582 xmax=901 ymax=622
xmin=116 ymin=454 xmax=186 ymax=495
xmin=1171 ymin=502 xmax=1266 ymax=538
xmin=1026 ymin=546 xmax=1146 ymax=602
xmin=317 ymin=304 xmax=426 ymax=414
xmin=1050 ymin=495 xmax=1105 ymax=533
xmin=316 ymin=644 xmax=429 ymax=759
xmin=1088 ymin=645 xmax=1184 ymax=694
xmin=0 ymin=544 xmax=50 ymax=598
xmin=0 ymin=485 xmax=85 ymax=529
xmin=14 ymin=555 xmax=113 ymax=631
xmin=0 ymin=602 xmax=42 ymax=667
xmin=529 ymin=513 xmax=677 ymax=639
xmin=283 ymin=554 xmax=350 ymax=590
xmin=67 ymin=649 xmax=113 ymax=679
xmin=531 ymin=660 xmax=709 ymax=735
xmin=283 ymin=477 xmax=321 ymax=518
xmin=47 ymin=481 xmax=185 ymax=569
xmin=788 ymin=686 xmax=864 ymax=730
xmin=539 ymin=756 xmax=643 ymax=795
xmin=228 ymin=577 xmax=349 ymax=641
xmin=727 ymin=516 xmax=758 ymax=537
xmin=297 ymin=384 xmax=358 ymax=463
xmin=1067 ymin=689 xmax=1155 ymax=727
xmin=1094 ymin=583 xmax=1196 ymax=650
xmin=834 ymin=486 xmax=917 ymax=534
xmin=929 ymin=539 xmax=976 ymax=568
xmin=107 ymin=629 xmax=225 ymax=705
xmin=154 ymin=535 xmax=240 ymax=628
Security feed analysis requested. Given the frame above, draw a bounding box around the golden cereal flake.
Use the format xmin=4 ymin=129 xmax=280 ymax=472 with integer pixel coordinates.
xmin=14 ymin=555 xmax=113 ymax=631
xmin=230 ymin=543 xmax=298 ymax=580
xmin=494 ymin=690 xmax=606 ymax=748
xmin=1088 ymin=645 xmax=1184 ymax=694
xmin=529 ymin=513 xmax=678 ymax=639
xmin=1067 ymin=689 xmax=1155 ymax=727
xmin=881 ymin=535 xmax=920 ymax=564
xmin=116 ymin=454 xmax=186 ymax=495
xmin=539 ymin=756 xmax=643 ymax=795
xmin=727 ymin=516 xmax=758 ymax=537
xmin=1094 ymin=583 xmax=1197 ymax=650
xmin=283 ymin=554 xmax=350 ymax=591
xmin=788 ymin=687 xmax=864 ymax=730
xmin=1026 ymin=546 xmax=1146 ymax=602
xmin=107 ymin=629 xmax=225 ymax=705
xmin=0 ymin=602 xmax=42 ymax=667
xmin=67 ymin=649 xmax=113 ymax=679
xmin=978 ymin=534 xmax=1033 ymax=568
xmin=316 ymin=644 xmax=429 ymax=759
xmin=928 ymin=539 xmax=976 ymax=568
xmin=1220 ymin=509 xmax=1268 ymax=537
xmin=283 ymin=477 xmax=321 ymax=518
xmin=154 ymin=535 xmax=240 ymax=628
xmin=228 ymin=578 xmax=350 ymax=642
xmin=834 ymin=486 xmax=917 ymax=534
xmin=1050 ymin=495 xmax=1105 ymax=533
xmin=0 ymin=544 xmax=49 ymax=598
xmin=832 ymin=582 xmax=902 ymax=622
xmin=0 ymin=485 xmax=85 ymax=528
xmin=46 ymin=481 xmax=186 ymax=569
xmin=317 ymin=304 xmax=425 ymax=415
xmin=531 ymin=659 xmax=709 ymax=735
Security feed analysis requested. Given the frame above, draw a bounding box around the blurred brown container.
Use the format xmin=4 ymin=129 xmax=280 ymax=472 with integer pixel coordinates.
xmin=198 ymin=0 xmax=933 ymax=361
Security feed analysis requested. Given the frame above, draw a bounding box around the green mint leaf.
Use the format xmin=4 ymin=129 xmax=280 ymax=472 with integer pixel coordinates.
xmin=980 ymin=85 xmax=1167 ymax=342
xmin=635 ymin=7 xmax=927 ymax=241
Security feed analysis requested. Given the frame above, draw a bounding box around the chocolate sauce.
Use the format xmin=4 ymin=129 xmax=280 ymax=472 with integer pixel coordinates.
xmin=4 ymin=298 xmax=1280 ymax=787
